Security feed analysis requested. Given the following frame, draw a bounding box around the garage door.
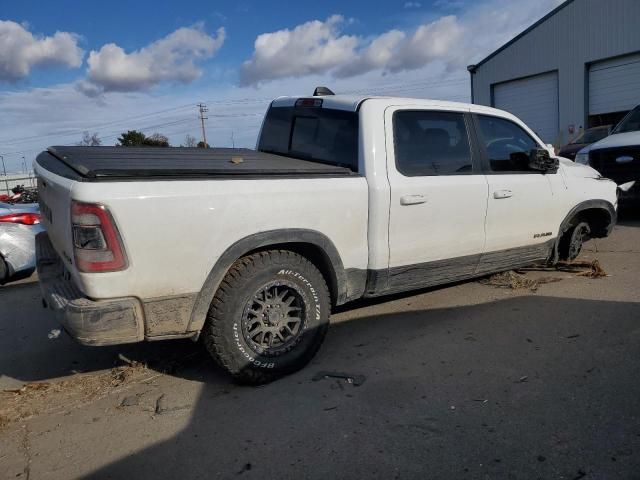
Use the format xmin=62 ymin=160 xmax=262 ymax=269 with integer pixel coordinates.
xmin=589 ymin=53 xmax=640 ymax=115
xmin=493 ymin=72 xmax=559 ymax=143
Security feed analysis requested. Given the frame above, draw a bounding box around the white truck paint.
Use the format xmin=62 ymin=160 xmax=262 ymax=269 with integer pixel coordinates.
xmin=34 ymin=94 xmax=618 ymax=383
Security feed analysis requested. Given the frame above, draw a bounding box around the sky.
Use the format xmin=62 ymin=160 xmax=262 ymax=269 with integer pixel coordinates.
xmin=0 ymin=0 xmax=563 ymax=172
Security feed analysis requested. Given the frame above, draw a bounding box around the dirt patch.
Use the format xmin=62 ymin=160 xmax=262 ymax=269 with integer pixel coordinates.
xmin=0 ymin=363 xmax=156 ymax=428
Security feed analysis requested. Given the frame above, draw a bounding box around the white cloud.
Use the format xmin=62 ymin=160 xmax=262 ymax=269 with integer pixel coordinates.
xmin=339 ymin=16 xmax=465 ymax=76
xmin=241 ymin=0 xmax=564 ymax=85
xmin=240 ymin=15 xmax=357 ymax=86
xmin=0 ymin=20 xmax=84 ymax=81
xmin=83 ymin=25 xmax=225 ymax=94
xmin=404 ymin=2 xmax=422 ymax=8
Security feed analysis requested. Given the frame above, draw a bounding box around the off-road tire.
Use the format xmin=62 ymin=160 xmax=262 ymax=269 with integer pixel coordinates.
xmin=202 ymin=250 xmax=330 ymax=385
xmin=558 ymin=220 xmax=591 ymax=261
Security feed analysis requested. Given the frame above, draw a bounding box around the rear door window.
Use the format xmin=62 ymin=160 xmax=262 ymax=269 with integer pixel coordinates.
xmin=393 ymin=110 xmax=473 ymax=176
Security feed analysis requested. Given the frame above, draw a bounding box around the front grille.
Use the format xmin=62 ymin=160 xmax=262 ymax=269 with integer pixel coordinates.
xmin=590 ymin=146 xmax=640 ymax=184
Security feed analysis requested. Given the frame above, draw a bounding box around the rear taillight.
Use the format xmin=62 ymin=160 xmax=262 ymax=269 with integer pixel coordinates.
xmin=71 ymin=201 xmax=127 ymax=272
xmin=0 ymin=213 xmax=41 ymax=225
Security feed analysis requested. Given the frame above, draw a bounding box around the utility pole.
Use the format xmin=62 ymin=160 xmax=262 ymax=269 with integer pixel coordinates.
xmin=0 ymin=155 xmax=8 ymax=195
xmin=197 ymin=103 xmax=209 ymax=147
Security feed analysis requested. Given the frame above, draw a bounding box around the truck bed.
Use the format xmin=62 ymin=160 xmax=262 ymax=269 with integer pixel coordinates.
xmin=37 ymin=146 xmax=354 ymax=181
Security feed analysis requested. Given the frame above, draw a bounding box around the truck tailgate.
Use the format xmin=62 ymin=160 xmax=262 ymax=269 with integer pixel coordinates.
xmin=36 ymin=157 xmax=76 ymax=271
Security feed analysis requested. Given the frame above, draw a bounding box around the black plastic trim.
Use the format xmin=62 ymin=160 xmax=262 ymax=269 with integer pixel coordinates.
xmin=552 ymin=199 xmax=617 ymax=262
xmin=365 ymin=240 xmax=556 ymax=297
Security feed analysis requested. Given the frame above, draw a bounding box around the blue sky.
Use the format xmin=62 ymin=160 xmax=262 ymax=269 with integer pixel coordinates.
xmin=0 ymin=0 xmax=562 ymax=171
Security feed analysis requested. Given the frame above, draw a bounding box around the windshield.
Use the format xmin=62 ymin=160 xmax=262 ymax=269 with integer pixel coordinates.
xmin=571 ymin=127 xmax=610 ymax=144
xmin=612 ymin=106 xmax=640 ymax=134
xmin=258 ymin=105 xmax=359 ymax=171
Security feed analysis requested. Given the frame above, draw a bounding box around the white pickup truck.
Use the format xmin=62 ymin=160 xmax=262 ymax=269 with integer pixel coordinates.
xmin=35 ymin=92 xmax=618 ymax=384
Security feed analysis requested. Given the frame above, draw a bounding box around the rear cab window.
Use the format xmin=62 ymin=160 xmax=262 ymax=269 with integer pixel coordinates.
xmin=258 ymin=103 xmax=359 ymax=172
xmin=393 ymin=110 xmax=474 ymax=176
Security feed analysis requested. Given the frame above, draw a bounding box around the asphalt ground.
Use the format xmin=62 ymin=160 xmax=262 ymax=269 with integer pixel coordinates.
xmin=1 ymin=210 xmax=639 ymax=479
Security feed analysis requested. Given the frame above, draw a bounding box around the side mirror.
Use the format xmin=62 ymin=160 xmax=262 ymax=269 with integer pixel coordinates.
xmin=529 ymin=148 xmax=559 ymax=173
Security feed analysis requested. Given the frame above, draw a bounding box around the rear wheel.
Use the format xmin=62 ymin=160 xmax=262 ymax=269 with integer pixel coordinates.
xmin=558 ymin=221 xmax=591 ymax=261
xmin=202 ymin=250 xmax=330 ymax=384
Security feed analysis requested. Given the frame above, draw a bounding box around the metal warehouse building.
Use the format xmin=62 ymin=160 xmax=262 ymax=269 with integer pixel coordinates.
xmin=467 ymin=0 xmax=640 ymax=146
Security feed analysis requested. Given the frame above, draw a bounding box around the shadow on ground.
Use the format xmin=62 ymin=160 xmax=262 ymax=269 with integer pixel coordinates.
xmin=616 ymin=205 xmax=640 ymax=227
xmin=5 ymin=294 xmax=634 ymax=479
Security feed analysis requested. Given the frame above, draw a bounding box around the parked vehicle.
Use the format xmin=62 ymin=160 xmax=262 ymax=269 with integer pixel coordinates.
xmin=576 ymin=104 xmax=640 ymax=203
xmin=557 ymin=125 xmax=611 ymax=160
xmin=0 ymin=202 xmax=43 ymax=284
xmin=34 ymin=91 xmax=618 ymax=384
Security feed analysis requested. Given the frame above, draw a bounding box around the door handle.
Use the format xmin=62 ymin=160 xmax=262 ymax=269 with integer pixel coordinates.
xmin=493 ymin=189 xmax=513 ymax=199
xmin=400 ymin=194 xmax=427 ymax=206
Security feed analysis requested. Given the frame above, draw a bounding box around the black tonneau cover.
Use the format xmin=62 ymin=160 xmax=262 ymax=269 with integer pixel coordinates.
xmin=43 ymin=146 xmax=354 ymax=181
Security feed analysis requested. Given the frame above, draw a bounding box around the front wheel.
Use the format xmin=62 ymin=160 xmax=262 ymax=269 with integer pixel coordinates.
xmin=202 ymin=250 xmax=331 ymax=384
xmin=558 ymin=221 xmax=591 ymax=261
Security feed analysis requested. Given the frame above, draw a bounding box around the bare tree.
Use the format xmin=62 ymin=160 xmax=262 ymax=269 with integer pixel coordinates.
xmin=145 ymin=133 xmax=170 ymax=147
xmin=77 ymin=131 xmax=102 ymax=146
xmin=183 ymin=134 xmax=198 ymax=147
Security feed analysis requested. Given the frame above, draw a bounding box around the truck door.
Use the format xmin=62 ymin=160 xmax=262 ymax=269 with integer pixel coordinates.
xmin=472 ymin=113 xmax=561 ymax=272
xmin=384 ymin=106 xmax=489 ymax=293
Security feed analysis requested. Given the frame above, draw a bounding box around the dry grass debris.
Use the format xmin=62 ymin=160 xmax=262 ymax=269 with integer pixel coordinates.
xmin=480 ymin=271 xmax=562 ymax=292
xmin=0 ymin=363 xmax=151 ymax=429
xmin=481 ymin=259 xmax=608 ymax=292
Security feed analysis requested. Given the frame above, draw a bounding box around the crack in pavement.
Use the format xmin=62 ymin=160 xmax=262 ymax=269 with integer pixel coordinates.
xmin=21 ymin=424 xmax=32 ymax=480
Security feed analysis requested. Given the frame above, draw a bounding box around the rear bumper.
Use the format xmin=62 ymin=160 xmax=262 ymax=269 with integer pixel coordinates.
xmin=36 ymin=232 xmax=144 ymax=346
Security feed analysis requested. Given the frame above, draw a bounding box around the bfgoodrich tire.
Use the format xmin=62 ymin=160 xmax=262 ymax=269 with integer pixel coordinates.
xmin=202 ymin=250 xmax=330 ymax=384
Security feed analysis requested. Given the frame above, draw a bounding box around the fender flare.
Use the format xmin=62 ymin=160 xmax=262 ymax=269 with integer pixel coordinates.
xmin=552 ymin=199 xmax=616 ymax=262
xmin=187 ymin=229 xmax=354 ymax=334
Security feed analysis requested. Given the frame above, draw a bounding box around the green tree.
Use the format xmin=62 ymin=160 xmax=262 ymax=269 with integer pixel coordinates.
xmin=117 ymin=130 xmax=147 ymax=147
xmin=116 ymin=131 xmax=170 ymax=147
xmin=197 ymin=141 xmax=209 ymax=148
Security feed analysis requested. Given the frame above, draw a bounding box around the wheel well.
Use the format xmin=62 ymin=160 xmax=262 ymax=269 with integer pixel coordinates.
xmin=245 ymin=242 xmax=339 ymax=306
xmin=573 ymin=208 xmax=612 ymax=238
